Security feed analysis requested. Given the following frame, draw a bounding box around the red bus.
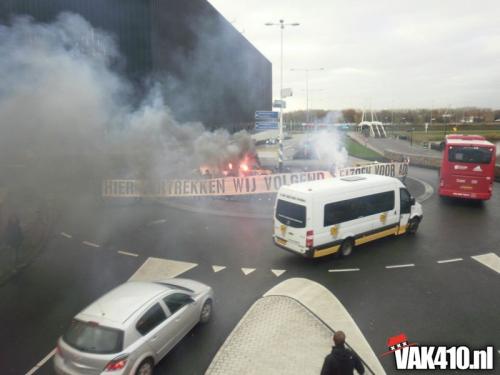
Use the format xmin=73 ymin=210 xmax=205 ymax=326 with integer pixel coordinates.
xmin=439 ymin=135 xmax=496 ymax=200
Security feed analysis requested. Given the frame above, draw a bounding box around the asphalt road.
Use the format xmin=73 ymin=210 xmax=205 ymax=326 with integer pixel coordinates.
xmin=0 ymin=166 xmax=499 ymax=374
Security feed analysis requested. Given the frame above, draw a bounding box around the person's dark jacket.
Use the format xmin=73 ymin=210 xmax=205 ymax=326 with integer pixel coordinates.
xmin=320 ymin=345 xmax=365 ymax=375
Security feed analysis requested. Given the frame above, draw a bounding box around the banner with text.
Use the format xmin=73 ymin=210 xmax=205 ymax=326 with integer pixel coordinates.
xmin=102 ymin=162 xmax=408 ymax=198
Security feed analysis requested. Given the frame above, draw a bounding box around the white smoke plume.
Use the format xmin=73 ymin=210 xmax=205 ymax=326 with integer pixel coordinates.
xmin=306 ymin=129 xmax=349 ymax=169
xmin=0 ymin=13 xmax=255 ymax=191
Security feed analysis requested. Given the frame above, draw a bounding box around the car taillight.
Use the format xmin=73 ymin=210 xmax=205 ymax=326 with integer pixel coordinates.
xmin=104 ymin=356 xmax=128 ymax=372
xmin=56 ymin=344 xmax=62 ymax=356
xmin=306 ymin=230 xmax=314 ymax=248
xmin=440 ymin=179 xmax=444 ymax=187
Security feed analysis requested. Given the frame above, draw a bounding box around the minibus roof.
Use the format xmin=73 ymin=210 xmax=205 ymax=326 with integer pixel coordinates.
xmin=280 ymin=174 xmax=398 ymax=195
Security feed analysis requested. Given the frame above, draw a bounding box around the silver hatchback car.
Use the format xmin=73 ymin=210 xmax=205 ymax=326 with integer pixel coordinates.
xmin=54 ymin=278 xmax=214 ymax=375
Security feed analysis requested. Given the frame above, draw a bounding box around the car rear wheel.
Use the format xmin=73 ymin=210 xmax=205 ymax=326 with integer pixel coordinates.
xmin=340 ymin=238 xmax=354 ymax=257
xmin=136 ymin=358 xmax=154 ymax=375
xmin=200 ymin=300 xmax=213 ymax=324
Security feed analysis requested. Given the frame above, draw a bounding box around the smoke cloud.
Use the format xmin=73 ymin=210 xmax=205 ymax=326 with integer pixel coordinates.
xmin=0 ymin=13 xmax=256 ymax=193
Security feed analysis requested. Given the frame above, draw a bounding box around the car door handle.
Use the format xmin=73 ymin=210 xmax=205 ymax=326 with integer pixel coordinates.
xmin=151 ymin=335 xmax=158 ymax=342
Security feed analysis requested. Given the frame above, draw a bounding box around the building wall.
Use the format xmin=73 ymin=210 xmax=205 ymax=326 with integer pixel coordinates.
xmin=0 ymin=0 xmax=271 ymax=130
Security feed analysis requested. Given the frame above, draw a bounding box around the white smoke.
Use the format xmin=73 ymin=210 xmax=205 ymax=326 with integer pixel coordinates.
xmin=307 ymin=129 xmax=349 ymax=169
xmin=0 ymin=13 xmax=255 ymax=188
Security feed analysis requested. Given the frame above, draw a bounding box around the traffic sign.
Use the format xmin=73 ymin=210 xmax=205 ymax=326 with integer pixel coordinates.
xmin=255 ymin=111 xmax=279 ymax=121
xmin=255 ymin=121 xmax=279 ymax=130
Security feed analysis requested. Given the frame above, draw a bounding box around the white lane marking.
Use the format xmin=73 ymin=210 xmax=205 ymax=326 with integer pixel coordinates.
xmin=411 ymin=176 xmax=434 ymax=203
xmin=60 ymin=232 xmax=72 ymax=239
xmin=25 ymin=348 xmax=57 ymax=375
xmin=149 ymin=219 xmax=167 ymax=225
xmin=212 ymin=265 xmax=226 ymax=273
xmin=271 ymin=269 xmax=286 ymax=277
xmin=129 ymin=257 xmax=197 ymax=282
xmin=241 ymin=268 xmax=256 ymax=276
xmin=437 ymin=258 xmax=463 ymax=264
xmin=385 ymin=263 xmax=415 ymax=269
xmin=117 ymin=250 xmax=138 ymax=257
xmin=471 ymin=253 xmax=500 ymax=274
xmin=328 ymin=268 xmax=360 ymax=272
xmin=82 ymin=241 xmax=100 ymax=248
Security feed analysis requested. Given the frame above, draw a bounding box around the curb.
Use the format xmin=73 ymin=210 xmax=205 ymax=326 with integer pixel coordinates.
xmin=206 ymin=278 xmax=384 ymax=375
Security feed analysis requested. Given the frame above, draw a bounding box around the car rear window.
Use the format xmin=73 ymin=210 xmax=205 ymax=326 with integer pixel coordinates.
xmin=448 ymin=146 xmax=492 ymax=164
xmin=63 ymin=319 xmax=123 ymax=354
xmin=276 ymin=199 xmax=306 ymax=228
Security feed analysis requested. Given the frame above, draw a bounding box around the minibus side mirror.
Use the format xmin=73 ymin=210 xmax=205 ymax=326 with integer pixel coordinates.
xmin=410 ymin=197 xmax=415 ymax=206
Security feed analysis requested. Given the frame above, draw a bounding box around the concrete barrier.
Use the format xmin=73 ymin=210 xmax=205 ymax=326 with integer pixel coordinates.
xmin=384 ymin=149 xmax=500 ymax=181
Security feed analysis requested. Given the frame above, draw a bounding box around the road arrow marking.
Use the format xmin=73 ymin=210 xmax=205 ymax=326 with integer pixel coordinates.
xmin=271 ymin=269 xmax=286 ymax=277
xmin=82 ymin=241 xmax=100 ymax=248
xmin=241 ymin=268 xmax=256 ymax=275
xmin=60 ymin=232 xmax=72 ymax=239
xmin=471 ymin=253 xmax=500 ymax=274
xmin=212 ymin=265 xmax=226 ymax=273
xmin=129 ymin=257 xmax=197 ymax=282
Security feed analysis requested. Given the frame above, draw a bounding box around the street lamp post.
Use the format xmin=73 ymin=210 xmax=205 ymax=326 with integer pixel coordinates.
xmin=265 ymin=19 xmax=300 ymax=172
xmin=291 ymin=68 xmax=324 ymax=123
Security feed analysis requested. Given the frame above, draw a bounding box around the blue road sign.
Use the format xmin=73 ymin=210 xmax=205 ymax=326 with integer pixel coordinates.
xmin=255 ymin=111 xmax=279 ymax=121
xmin=255 ymin=121 xmax=279 ymax=130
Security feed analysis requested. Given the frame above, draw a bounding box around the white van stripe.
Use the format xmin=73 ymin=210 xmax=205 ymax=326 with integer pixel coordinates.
xmin=471 ymin=253 xmax=500 ymax=274
xmin=128 ymin=257 xmax=198 ymax=282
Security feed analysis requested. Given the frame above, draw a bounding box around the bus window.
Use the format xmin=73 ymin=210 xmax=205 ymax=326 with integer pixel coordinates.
xmin=448 ymin=147 xmax=492 ymax=164
xmin=276 ymin=200 xmax=306 ymax=228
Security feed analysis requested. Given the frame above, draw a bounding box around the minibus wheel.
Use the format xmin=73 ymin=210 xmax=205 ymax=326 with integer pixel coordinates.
xmin=407 ymin=217 xmax=420 ymax=234
xmin=340 ymin=238 xmax=354 ymax=257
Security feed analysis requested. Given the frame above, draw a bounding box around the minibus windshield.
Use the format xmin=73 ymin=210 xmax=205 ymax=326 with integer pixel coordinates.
xmin=276 ymin=199 xmax=306 ymax=228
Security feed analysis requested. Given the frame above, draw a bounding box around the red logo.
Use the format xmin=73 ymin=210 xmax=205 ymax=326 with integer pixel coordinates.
xmin=381 ymin=333 xmax=417 ymax=357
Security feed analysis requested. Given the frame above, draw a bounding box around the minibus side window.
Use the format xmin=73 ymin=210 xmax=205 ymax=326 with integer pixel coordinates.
xmin=324 ymin=191 xmax=395 ymax=227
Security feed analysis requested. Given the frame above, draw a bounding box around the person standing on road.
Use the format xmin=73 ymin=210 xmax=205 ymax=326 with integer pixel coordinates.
xmin=4 ymin=214 xmax=24 ymax=268
xmin=321 ymin=331 xmax=365 ymax=375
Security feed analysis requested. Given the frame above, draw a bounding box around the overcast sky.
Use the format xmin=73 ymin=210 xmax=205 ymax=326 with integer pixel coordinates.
xmin=208 ymin=0 xmax=500 ymax=111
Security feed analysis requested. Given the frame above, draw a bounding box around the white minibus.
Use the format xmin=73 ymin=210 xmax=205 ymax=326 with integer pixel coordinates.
xmin=273 ymin=175 xmax=423 ymax=258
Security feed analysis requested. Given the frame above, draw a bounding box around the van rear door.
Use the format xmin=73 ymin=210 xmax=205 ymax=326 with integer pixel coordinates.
xmin=274 ymin=198 xmax=308 ymax=254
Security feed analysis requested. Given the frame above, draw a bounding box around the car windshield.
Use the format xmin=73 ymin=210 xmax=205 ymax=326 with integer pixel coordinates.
xmin=276 ymin=199 xmax=306 ymax=228
xmin=63 ymin=319 xmax=124 ymax=354
xmin=448 ymin=146 xmax=492 ymax=164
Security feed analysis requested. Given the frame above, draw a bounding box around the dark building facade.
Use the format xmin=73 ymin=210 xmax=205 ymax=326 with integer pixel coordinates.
xmin=0 ymin=0 xmax=272 ymax=129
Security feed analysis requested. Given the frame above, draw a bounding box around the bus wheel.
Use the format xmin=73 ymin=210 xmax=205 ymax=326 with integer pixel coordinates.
xmin=407 ymin=218 xmax=420 ymax=234
xmin=340 ymin=238 xmax=354 ymax=257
